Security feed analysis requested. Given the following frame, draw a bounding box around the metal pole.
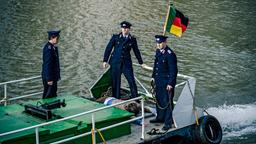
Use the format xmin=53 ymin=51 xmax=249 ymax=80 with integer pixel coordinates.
xmin=141 ymin=98 xmax=145 ymax=140
xmin=91 ymin=113 xmax=96 ymax=144
xmin=162 ymin=0 xmax=171 ymax=36
xmin=4 ymin=84 xmax=7 ymax=106
xmin=35 ymin=127 xmax=40 ymax=144
xmin=50 ymin=117 xmax=142 ymax=144
xmin=134 ymin=76 xmax=151 ymax=96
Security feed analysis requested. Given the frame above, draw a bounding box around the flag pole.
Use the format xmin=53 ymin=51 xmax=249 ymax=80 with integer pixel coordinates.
xmin=162 ymin=1 xmax=172 ymax=36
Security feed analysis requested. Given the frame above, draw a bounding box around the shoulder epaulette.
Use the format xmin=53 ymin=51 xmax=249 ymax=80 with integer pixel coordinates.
xmin=48 ymin=44 xmax=52 ymax=49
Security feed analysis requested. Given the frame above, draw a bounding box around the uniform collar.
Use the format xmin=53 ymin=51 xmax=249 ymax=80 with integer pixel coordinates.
xmin=161 ymin=46 xmax=169 ymax=54
xmin=156 ymin=46 xmax=169 ymax=57
xmin=160 ymin=49 xmax=165 ymax=54
xmin=119 ymin=33 xmax=131 ymax=39
xmin=48 ymin=41 xmax=54 ymax=45
xmin=155 ymin=49 xmax=161 ymax=57
xmin=48 ymin=41 xmax=58 ymax=47
xmin=47 ymin=42 xmax=58 ymax=50
xmin=159 ymin=47 xmax=166 ymax=54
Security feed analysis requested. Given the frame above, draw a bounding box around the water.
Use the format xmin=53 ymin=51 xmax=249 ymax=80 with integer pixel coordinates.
xmin=207 ymin=103 xmax=256 ymax=143
xmin=0 ymin=0 xmax=256 ymax=143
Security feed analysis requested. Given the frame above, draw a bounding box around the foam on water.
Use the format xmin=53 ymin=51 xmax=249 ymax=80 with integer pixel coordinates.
xmin=206 ymin=103 xmax=256 ymax=139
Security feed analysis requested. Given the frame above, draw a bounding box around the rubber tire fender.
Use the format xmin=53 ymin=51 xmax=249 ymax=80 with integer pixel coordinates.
xmin=195 ymin=115 xmax=222 ymax=144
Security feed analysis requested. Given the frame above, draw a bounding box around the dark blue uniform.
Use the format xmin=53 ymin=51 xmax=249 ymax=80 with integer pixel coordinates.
xmin=152 ymin=46 xmax=178 ymax=128
xmin=41 ymin=42 xmax=60 ymax=99
xmin=103 ymin=33 xmax=143 ymax=99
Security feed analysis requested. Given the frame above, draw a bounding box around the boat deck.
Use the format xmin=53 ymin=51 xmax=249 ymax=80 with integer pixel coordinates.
xmin=108 ymin=115 xmax=176 ymax=144
xmin=0 ymin=95 xmax=134 ymax=144
xmin=0 ymin=66 xmax=204 ymax=144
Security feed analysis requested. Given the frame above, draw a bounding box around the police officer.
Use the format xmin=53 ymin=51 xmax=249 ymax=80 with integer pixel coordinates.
xmin=150 ymin=35 xmax=178 ymax=131
xmin=103 ymin=21 xmax=145 ymax=99
xmin=42 ymin=30 xmax=61 ymax=99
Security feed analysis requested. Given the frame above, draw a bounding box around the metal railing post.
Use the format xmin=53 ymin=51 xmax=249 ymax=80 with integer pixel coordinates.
xmin=0 ymin=75 xmax=42 ymax=105
xmin=4 ymin=84 xmax=7 ymax=106
xmin=141 ymin=98 xmax=145 ymax=140
xmin=134 ymin=76 xmax=151 ymax=96
xmin=35 ymin=127 xmax=40 ymax=144
xmin=91 ymin=113 xmax=96 ymax=144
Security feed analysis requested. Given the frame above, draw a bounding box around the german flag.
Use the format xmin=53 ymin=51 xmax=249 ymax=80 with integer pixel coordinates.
xmin=165 ymin=6 xmax=189 ymax=37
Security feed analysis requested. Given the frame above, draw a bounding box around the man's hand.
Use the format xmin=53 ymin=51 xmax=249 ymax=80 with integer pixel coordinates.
xmin=103 ymin=62 xmax=108 ymax=69
xmin=140 ymin=64 xmax=153 ymax=71
xmin=141 ymin=64 xmax=146 ymax=69
xmin=47 ymin=81 xmax=53 ymax=85
xmin=166 ymin=85 xmax=173 ymax=91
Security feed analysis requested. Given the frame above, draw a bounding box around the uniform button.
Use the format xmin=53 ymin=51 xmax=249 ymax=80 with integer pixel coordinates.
xmin=156 ymin=62 xmax=158 ymax=64
xmin=156 ymin=73 xmax=158 ymax=75
xmin=156 ymin=68 xmax=158 ymax=70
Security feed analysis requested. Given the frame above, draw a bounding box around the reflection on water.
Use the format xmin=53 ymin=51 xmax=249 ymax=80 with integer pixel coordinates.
xmin=0 ymin=0 xmax=256 ymax=143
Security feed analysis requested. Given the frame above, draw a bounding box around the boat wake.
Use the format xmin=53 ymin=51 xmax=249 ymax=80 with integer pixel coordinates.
xmin=206 ymin=103 xmax=256 ymax=139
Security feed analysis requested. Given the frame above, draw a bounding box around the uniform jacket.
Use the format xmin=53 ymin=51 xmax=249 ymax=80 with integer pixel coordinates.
xmin=103 ymin=33 xmax=143 ymax=66
xmin=152 ymin=46 xmax=178 ymax=87
xmin=42 ymin=42 xmax=60 ymax=81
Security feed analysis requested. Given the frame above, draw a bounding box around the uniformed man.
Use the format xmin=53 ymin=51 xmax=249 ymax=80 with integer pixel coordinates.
xmin=103 ymin=21 xmax=145 ymax=99
xmin=150 ymin=35 xmax=178 ymax=131
xmin=41 ymin=30 xmax=61 ymax=99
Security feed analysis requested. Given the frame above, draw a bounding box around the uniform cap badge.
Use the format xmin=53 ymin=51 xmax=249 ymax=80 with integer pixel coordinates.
xmin=120 ymin=21 xmax=132 ymax=28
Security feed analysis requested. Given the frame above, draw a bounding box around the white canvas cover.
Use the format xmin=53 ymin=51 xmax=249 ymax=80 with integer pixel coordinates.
xmin=173 ymin=77 xmax=204 ymax=128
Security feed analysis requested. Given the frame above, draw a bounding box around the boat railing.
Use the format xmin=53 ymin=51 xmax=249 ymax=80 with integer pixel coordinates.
xmin=0 ymin=64 xmax=195 ymax=106
xmin=132 ymin=63 xmax=196 ymax=98
xmin=0 ymin=96 xmax=145 ymax=144
xmin=0 ymin=64 xmax=196 ymax=143
xmin=0 ymin=75 xmax=42 ymax=106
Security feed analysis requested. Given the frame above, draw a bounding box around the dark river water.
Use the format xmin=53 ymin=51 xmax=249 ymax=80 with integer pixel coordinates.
xmin=0 ymin=0 xmax=256 ymax=143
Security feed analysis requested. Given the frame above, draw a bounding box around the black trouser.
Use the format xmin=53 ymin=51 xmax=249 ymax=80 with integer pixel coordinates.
xmin=155 ymin=86 xmax=174 ymax=127
xmin=111 ymin=62 xmax=138 ymax=99
xmin=42 ymin=79 xmax=57 ymax=99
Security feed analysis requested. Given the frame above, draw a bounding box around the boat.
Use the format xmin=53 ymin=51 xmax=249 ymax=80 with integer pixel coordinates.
xmin=0 ymin=64 xmax=222 ymax=144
